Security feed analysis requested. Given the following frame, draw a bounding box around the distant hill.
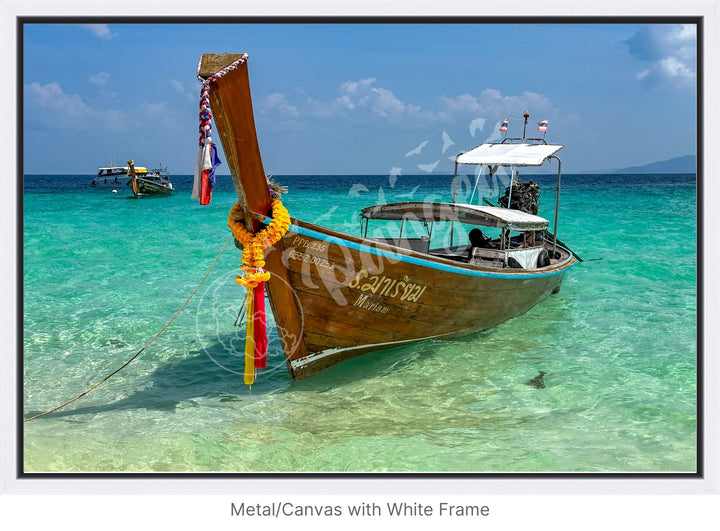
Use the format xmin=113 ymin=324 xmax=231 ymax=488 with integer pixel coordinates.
xmin=600 ymin=155 xmax=696 ymax=174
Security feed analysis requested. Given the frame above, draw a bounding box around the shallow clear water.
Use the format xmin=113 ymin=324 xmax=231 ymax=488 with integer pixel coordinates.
xmin=22 ymin=172 xmax=697 ymax=472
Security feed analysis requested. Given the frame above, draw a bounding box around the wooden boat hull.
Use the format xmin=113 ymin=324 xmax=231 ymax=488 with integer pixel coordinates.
xmin=265 ymin=218 xmax=574 ymax=379
xmin=127 ymin=178 xmax=173 ymax=196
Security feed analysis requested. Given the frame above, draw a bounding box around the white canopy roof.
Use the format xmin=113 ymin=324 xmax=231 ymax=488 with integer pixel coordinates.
xmin=456 ymin=204 xmax=549 ymax=230
xmin=361 ymin=202 xmax=549 ymax=231
xmin=455 ymin=142 xmax=563 ymax=167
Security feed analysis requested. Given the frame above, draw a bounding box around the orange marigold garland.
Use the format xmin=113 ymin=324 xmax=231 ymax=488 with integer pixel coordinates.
xmin=227 ymin=197 xmax=290 ymax=387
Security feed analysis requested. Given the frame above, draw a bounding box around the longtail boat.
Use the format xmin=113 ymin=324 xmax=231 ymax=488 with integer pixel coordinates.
xmin=126 ymin=160 xmax=174 ymax=197
xmin=196 ymin=53 xmax=576 ymax=383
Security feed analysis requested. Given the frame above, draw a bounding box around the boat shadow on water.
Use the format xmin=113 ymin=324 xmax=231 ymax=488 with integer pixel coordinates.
xmin=26 ymin=296 xmax=569 ymax=421
xmin=24 ymin=340 xmax=285 ymax=421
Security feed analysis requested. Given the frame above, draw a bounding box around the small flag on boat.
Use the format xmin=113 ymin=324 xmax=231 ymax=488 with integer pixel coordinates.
xmin=537 ymin=118 xmax=549 ymax=132
xmin=193 ymin=78 xmax=222 ymax=205
xmin=193 ymin=142 xmax=222 ymax=205
xmin=499 ymin=117 xmax=509 ymax=133
xmin=194 ymin=53 xmax=248 ymax=205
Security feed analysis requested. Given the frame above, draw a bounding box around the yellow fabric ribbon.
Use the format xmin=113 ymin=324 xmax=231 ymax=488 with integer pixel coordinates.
xmin=243 ymin=287 xmax=256 ymax=387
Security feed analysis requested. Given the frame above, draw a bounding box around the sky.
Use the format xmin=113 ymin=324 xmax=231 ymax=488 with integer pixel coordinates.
xmin=22 ymin=21 xmax=698 ymax=175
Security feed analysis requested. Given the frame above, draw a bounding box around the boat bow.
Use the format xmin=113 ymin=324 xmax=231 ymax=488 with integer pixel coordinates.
xmin=198 ymin=54 xmax=307 ymax=378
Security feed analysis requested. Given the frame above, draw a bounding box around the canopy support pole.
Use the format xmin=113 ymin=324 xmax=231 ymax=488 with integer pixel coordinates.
xmin=452 ymin=161 xmax=458 ymax=202
xmin=550 ymin=155 xmax=562 ymax=254
xmin=506 ymin=165 xmax=515 ymax=209
xmin=450 ymin=161 xmax=459 ymax=248
xmin=469 ymin=166 xmax=483 ymax=205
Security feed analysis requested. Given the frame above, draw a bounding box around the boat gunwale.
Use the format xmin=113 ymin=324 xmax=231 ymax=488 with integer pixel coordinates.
xmin=263 ymin=214 xmax=575 ymax=280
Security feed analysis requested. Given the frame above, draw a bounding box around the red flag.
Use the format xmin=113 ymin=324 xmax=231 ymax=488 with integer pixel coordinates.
xmin=200 ymin=168 xmax=212 ymax=205
xmin=194 ymin=142 xmax=222 ymax=205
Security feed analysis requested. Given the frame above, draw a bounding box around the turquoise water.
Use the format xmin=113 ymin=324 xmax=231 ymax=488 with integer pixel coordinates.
xmin=22 ymin=172 xmax=697 ymax=472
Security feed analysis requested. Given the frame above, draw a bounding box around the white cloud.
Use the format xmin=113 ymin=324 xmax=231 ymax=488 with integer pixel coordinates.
xmin=441 ymin=89 xmax=550 ymax=115
xmin=144 ymin=101 xmax=170 ymax=116
xmin=440 ymin=93 xmax=484 ymax=114
xmin=364 ymin=86 xmax=415 ymax=118
xmin=90 ymin=72 xmax=110 ymax=86
xmin=142 ymin=101 xmax=179 ymax=127
xmin=170 ymin=79 xmax=195 ymax=101
xmin=26 ymin=81 xmax=90 ymax=114
xmin=259 ymin=79 xmax=555 ymax=142
xmin=25 ymin=81 xmax=126 ymax=130
xmin=440 ymin=90 xmax=553 ymax=139
xmin=339 ymin=78 xmax=376 ymax=99
xmin=260 ymin=93 xmax=299 ymax=119
xmin=626 ymin=24 xmax=696 ymax=88
xmin=658 ymin=56 xmax=695 ymax=81
xmin=80 ymin=24 xmax=117 ymax=40
xmin=309 ymin=78 xmax=431 ymax=124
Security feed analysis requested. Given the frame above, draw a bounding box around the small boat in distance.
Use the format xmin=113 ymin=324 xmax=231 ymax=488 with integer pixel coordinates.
xmin=92 ymin=162 xmax=149 ymax=186
xmin=93 ymin=161 xmax=174 ymax=196
xmin=198 ymin=53 xmax=576 ymax=382
xmin=126 ymin=160 xmax=174 ymax=197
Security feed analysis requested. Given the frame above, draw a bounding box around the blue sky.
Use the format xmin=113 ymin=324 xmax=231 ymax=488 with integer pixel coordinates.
xmin=22 ymin=21 xmax=697 ymax=175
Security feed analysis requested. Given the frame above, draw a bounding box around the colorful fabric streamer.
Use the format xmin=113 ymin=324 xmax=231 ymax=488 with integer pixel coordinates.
xmin=243 ymin=287 xmax=256 ymax=387
xmin=193 ymin=141 xmax=221 ymax=205
xmin=193 ymin=54 xmax=246 ymax=204
xmin=253 ymin=283 xmax=268 ymax=369
xmin=228 ymin=198 xmax=291 ymax=387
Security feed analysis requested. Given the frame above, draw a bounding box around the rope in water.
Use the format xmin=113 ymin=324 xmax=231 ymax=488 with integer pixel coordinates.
xmin=24 ymin=235 xmax=234 ymax=423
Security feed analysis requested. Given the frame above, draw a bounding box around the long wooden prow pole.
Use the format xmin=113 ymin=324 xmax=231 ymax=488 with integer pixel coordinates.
xmin=198 ymin=53 xmax=307 ymax=373
xmin=127 ymin=159 xmax=139 ymax=197
xmin=198 ymin=54 xmax=271 ymax=227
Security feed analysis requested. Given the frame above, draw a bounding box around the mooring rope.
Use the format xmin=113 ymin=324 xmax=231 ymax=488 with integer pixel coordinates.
xmin=24 ymin=235 xmax=234 ymax=423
